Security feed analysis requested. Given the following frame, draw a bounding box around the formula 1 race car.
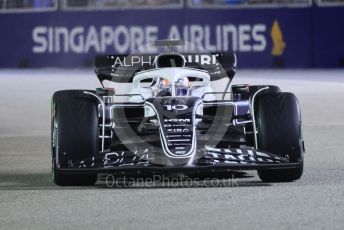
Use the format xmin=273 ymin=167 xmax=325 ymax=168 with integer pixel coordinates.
xmin=51 ymin=40 xmax=304 ymax=186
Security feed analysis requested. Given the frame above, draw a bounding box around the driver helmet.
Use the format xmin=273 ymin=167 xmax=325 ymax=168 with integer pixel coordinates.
xmin=175 ymin=77 xmax=190 ymax=96
xmin=157 ymin=79 xmax=172 ymax=96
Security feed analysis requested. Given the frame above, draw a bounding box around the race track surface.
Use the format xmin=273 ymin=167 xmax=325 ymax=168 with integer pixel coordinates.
xmin=0 ymin=69 xmax=343 ymax=229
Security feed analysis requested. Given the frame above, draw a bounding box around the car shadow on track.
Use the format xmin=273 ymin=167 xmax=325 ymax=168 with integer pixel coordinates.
xmin=0 ymin=171 xmax=272 ymax=190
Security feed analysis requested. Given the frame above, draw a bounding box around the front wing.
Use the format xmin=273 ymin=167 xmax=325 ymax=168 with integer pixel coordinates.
xmin=56 ymin=148 xmax=302 ymax=175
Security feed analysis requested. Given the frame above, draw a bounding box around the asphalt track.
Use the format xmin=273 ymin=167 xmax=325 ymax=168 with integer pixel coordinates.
xmin=0 ymin=69 xmax=343 ymax=230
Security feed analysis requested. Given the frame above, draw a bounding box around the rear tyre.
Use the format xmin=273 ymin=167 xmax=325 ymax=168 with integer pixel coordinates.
xmin=255 ymin=92 xmax=304 ymax=182
xmin=51 ymin=90 xmax=98 ymax=186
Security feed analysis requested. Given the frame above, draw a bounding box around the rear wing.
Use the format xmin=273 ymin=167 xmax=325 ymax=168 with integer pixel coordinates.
xmin=95 ymin=52 xmax=236 ymax=84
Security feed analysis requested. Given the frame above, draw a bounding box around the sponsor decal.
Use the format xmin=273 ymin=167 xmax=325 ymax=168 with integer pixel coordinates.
xmin=109 ymin=54 xmax=219 ymax=68
xmin=164 ymin=118 xmax=191 ymax=123
xmin=166 ymin=128 xmax=190 ymax=133
xmin=32 ymin=24 xmax=267 ymax=54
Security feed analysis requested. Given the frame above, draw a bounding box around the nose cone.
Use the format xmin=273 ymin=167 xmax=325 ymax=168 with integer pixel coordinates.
xmin=144 ymin=97 xmax=204 ymax=166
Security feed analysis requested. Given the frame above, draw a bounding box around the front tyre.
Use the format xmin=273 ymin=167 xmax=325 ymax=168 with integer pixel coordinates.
xmin=255 ymin=92 xmax=304 ymax=182
xmin=51 ymin=90 xmax=98 ymax=186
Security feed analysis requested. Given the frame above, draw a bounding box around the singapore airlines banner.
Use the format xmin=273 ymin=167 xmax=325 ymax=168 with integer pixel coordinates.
xmin=0 ymin=8 xmax=313 ymax=68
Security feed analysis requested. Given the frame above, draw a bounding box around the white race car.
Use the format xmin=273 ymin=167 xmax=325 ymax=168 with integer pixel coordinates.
xmin=51 ymin=40 xmax=304 ymax=186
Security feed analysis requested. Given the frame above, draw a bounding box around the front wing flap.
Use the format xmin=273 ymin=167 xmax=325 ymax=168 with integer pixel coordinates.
xmin=57 ymin=147 xmax=301 ymax=174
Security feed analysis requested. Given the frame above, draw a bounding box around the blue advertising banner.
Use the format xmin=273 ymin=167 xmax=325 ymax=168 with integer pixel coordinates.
xmin=0 ymin=8 xmax=312 ymax=68
xmin=312 ymin=6 xmax=344 ymax=68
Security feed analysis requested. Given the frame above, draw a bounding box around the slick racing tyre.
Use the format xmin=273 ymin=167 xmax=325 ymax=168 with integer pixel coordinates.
xmin=255 ymin=92 xmax=304 ymax=182
xmin=51 ymin=90 xmax=98 ymax=186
